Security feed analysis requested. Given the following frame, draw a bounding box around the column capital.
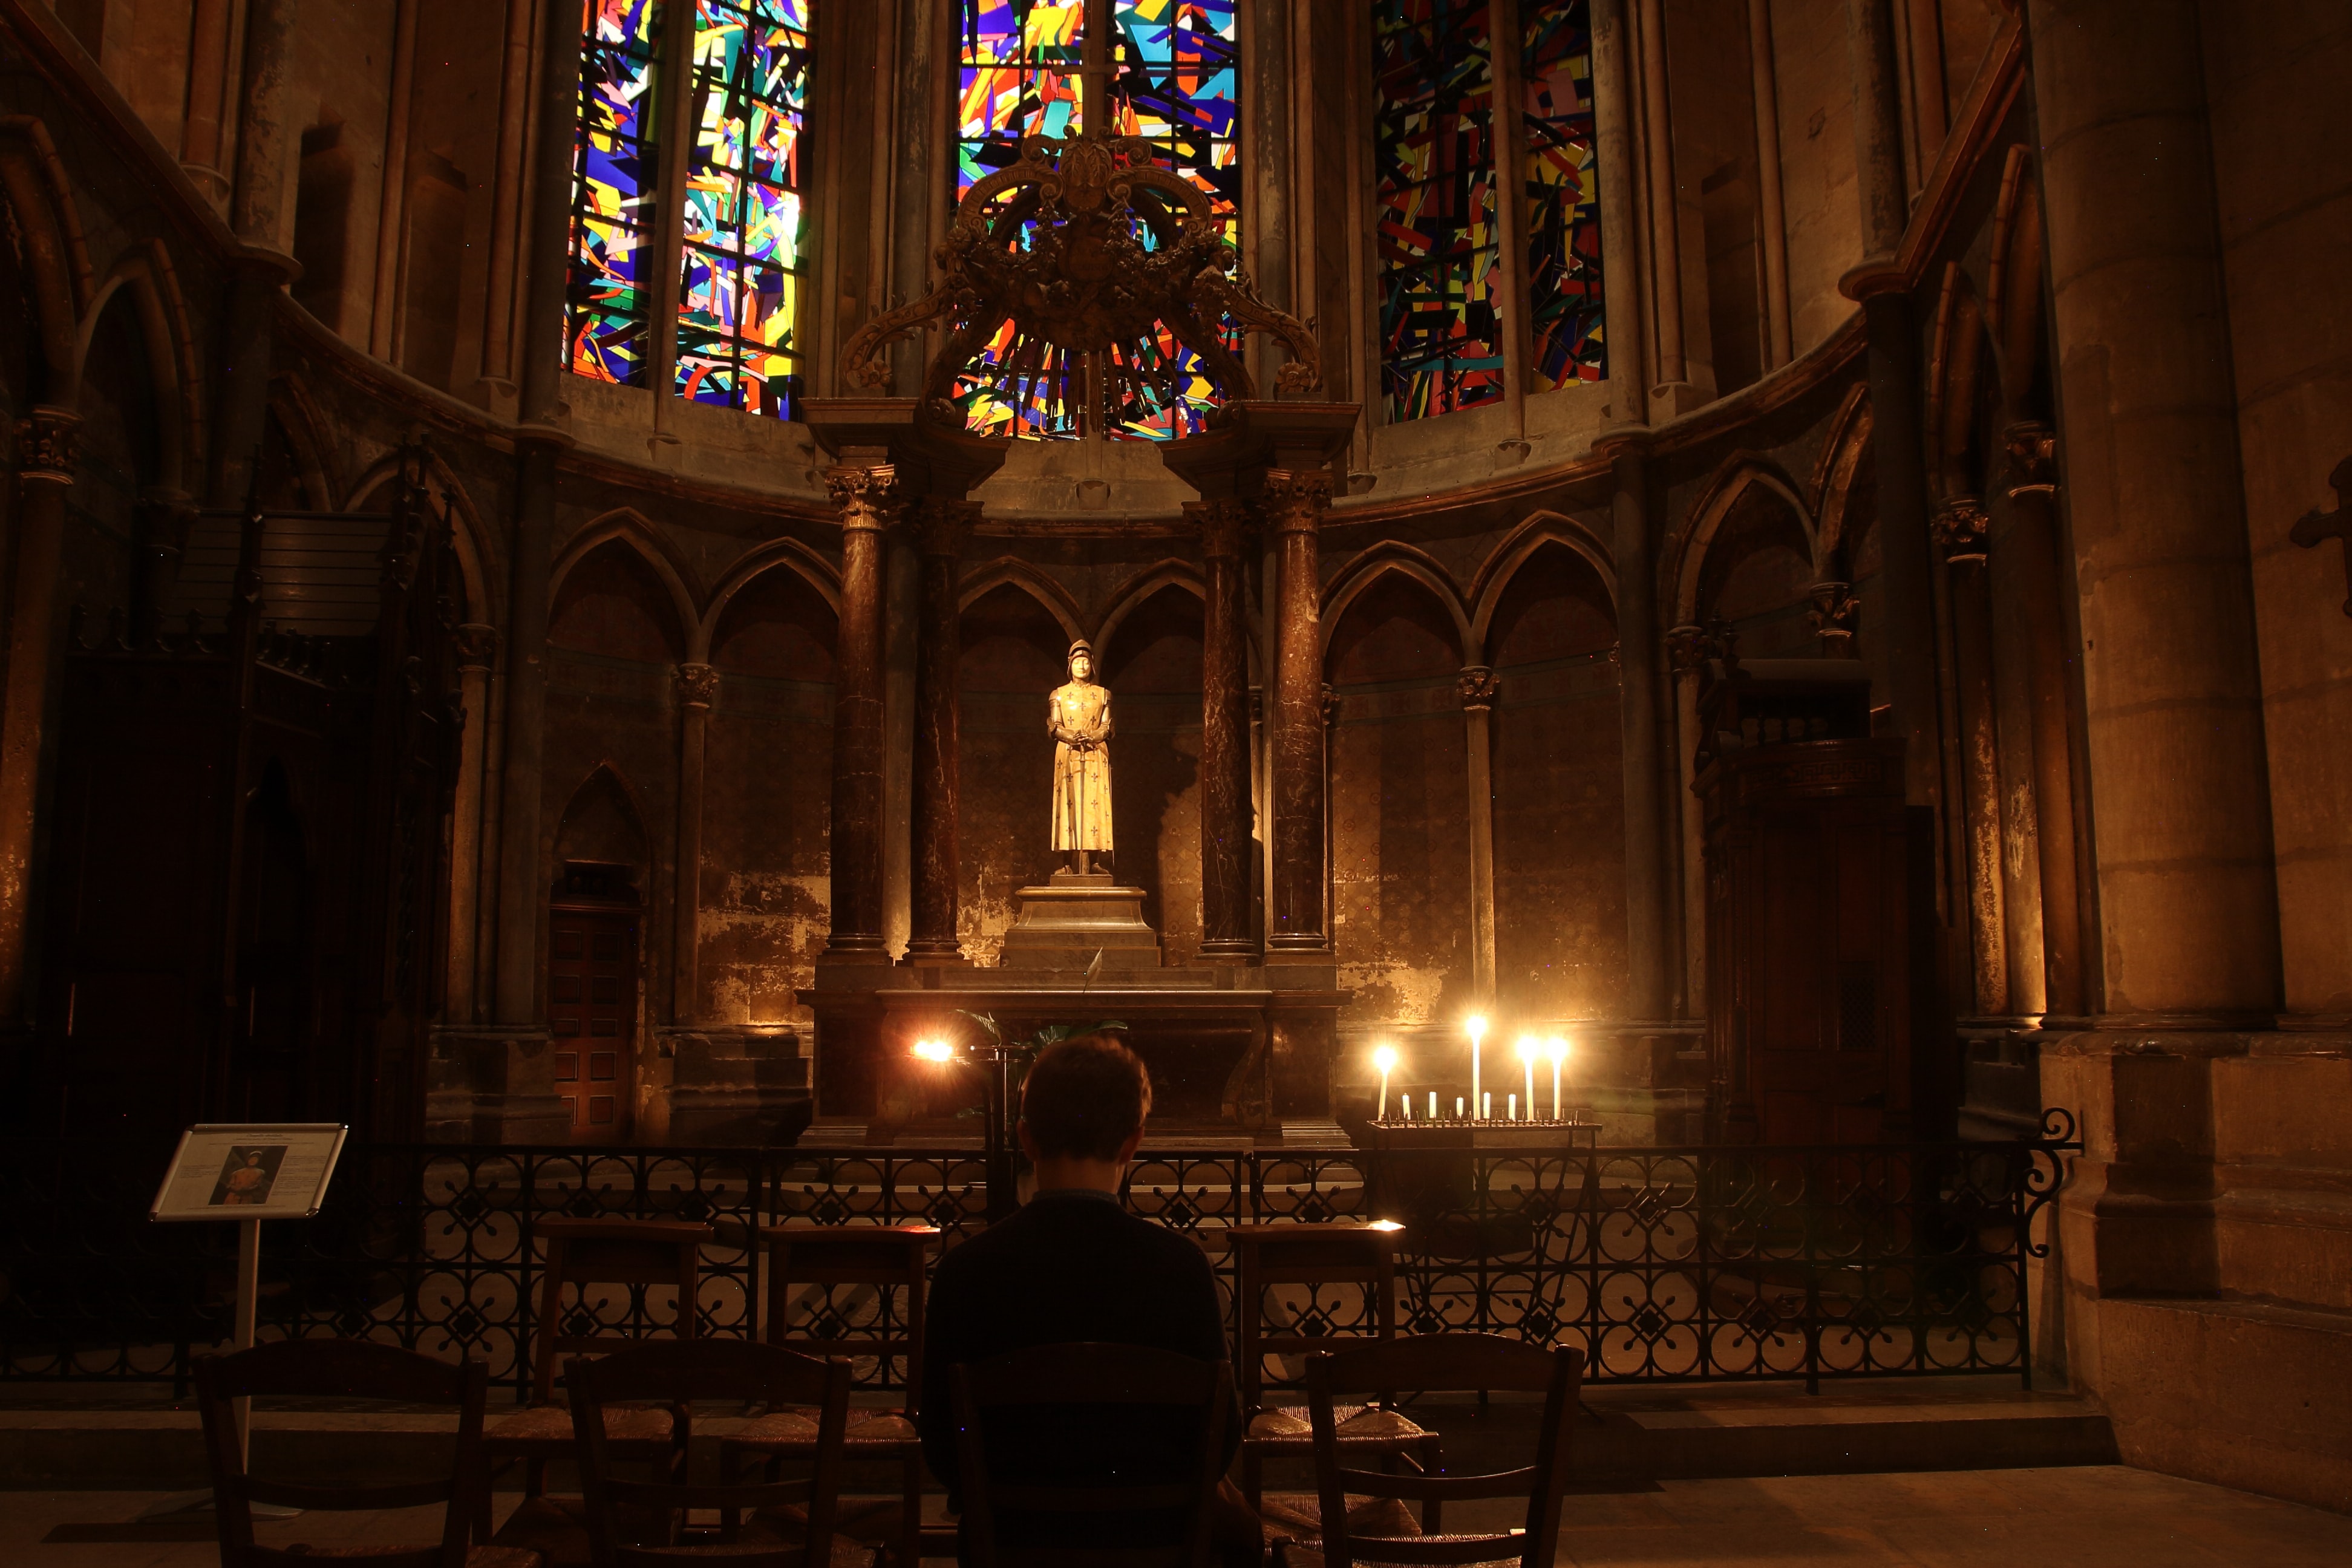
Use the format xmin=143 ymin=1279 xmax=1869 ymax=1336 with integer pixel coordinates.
xmin=13 ymin=406 xmax=79 ymax=483
xmin=914 ymin=495 xmax=979 ymax=557
xmin=673 ymin=661 xmax=720 ymax=711
xmin=1258 ymin=468 xmax=1334 ymax=532
xmin=1321 ymin=682 xmax=1342 ymax=727
xmin=1666 ymin=621 xmax=1731 ymax=679
xmin=1457 ymin=665 xmax=1500 ymax=712
xmin=1932 ymin=494 xmax=1990 ymax=566
xmin=453 ymin=622 xmax=501 ymax=671
xmin=1188 ymin=498 xmax=1253 ymax=557
xmin=2002 ymin=421 xmax=2059 ymax=498
xmin=824 ymin=462 xmax=902 ymax=532
xmin=1805 ymin=582 xmax=1860 ymax=655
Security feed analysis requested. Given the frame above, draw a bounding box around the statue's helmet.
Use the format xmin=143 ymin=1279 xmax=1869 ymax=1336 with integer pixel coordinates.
xmin=1067 ymin=639 xmax=1094 ymax=670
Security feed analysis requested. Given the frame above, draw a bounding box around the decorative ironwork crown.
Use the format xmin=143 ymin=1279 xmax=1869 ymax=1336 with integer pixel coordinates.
xmin=839 ymin=131 xmax=1319 ymax=434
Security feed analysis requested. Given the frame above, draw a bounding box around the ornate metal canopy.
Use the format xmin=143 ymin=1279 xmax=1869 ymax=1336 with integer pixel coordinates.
xmin=840 ymin=129 xmax=1320 ymax=437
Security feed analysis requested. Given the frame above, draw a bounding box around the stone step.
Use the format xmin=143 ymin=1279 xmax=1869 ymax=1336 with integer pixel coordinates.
xmin=0 ymin=1377 xmax=2114 ymax=1491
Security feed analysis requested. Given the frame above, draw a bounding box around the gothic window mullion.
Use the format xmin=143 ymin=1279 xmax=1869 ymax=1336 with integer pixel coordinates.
xmin=649 ymin=0 xmax=699 ymax=400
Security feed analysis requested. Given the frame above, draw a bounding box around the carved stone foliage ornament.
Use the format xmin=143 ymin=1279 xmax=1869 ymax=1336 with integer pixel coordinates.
xmin=1806 ymin=582 xmax=1861 ymax=655
xmin=823 ymin=463 xmax=901 ymax=531
xmin=673 ymin=662 xmax=722 ymax=711
xmin=452 ymin=623 xmax=501 ymax=672
xmin=1932 ymin=495 xmax=1990 ymax=566
xmin=2002 ymin=422 xmax=2057 ymax=498
xmin=1667 ymin=620 xmax=1739 ymax=678
xmin=13 ymin=406 xmax=78 ymax=480
xmin=839 ymin=132 xmax=1320 ymax=433
xmin=1457 ymin=665 xmax=1500 ymax=713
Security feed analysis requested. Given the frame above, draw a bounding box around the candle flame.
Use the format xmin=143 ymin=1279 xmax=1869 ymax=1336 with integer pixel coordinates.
xmin=1515 ymin=1034 xmax=1540 ymax=1063
xmin=912 ymin=1039 xmax=954 ymax=1062
xmin=1547 ymin=1034 xmax=1570 ymax=1063
xmin=1372 ymin=1044 xmax=1399 ymax=1073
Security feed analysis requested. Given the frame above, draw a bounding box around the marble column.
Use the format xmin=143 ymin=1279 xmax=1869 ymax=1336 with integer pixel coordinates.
xmin=1999 ymin=422 xmax=2085 ymax=1016
xmin=1459 ymin=665 xmax=1500 ymax=1007
xmin=672 ymin=662 xmax=719 ymax=1020
xmin=1196 ymin=499 xmax=1256 ymax=959
xmin=824 ymin=459 xmax=898 ymax=959
xmin=1606 ymin=433 xmax=1673 ymax=1020
xmin=490 ymin=0 xmax=584 ymax=1024
xmin=1935 ymin=494 xmax=2007 ymax=1016
xmin=231 ymin=0 xmax=299 ymax=250
xmin=447 ymin=624 xmax=499 ymax=1025
xmin=2027 ymin=0 xmax=2280 ymax=1020
xmin=906 ymin=498 xmax=974 ymax=962
xmin=1263 ymin=468 xmax=1333 ymax=955
xmin=0 ymin=408 xmax=75 ymax=1021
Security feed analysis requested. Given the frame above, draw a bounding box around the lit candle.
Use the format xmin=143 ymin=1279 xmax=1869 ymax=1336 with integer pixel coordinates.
xmin=1466 ymin=1016 xmax=1486 ymax=1128
xmin=1401 ymin=1094 xmax=1411 ymax=1120
xmin=1547 ymin=1036 xmax=1569 ymax=1121
xmin=1508 ymin=1093 xmax=1518 ymax=1122
xmin=1517 ymin=1036 xmax=1538 ymax=1123
xmin=1455 ymin=1097 xmax=1465 ymax=1119
xmin=1373 ymin=1044 xmax=1398 ymax=1122
xmin=1481 ymin=1091 xmax=1491 ymax=1120
xmin=1430 ymin=1091 xmax=1438 ymax=1120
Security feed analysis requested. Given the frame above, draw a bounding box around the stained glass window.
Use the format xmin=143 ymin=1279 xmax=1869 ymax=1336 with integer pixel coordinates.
xmin=1521 ymin=0 xmax=1604 ymax=388
xmin=678 ymin=0 xmax=811 ymax=417
xmin=952 ymin=0 xmax=1240 ymax=440
xmin=1374 ymin=0 xmax=1504 ymax=422
xmin=569 ymin=0 xmax=665 ymax=384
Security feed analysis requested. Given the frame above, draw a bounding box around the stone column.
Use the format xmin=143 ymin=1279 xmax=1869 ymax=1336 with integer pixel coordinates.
xmin=1667 ymin=622 xmax=1712 ymax=1013
xmin=180 ymin=0 xmax=237 ymax=203
xmin=823 ymin=459 xmax=897 ymax=959
xmin=489 ymin=0 xmax=584 ymax=1024
xmin=0 ymin=409 xmax=74 ymax=1021
xmin=1459 ymin=665 xmax=1500 ymax=1006
xmin=445 ymin=624 xmax=498 ymax=1024
xmin=231 ymin=0 xmax=299 ymax=250
xmin=1935 ymin=494 xmax=2008 ymax=1016
xmin=906 ymin=498 xmax=973 ymax=963
xmin=1635 ymin=0 xmax=1686 ymax=395
xmin=1605 ymin=433 xmax=1672 ymax=1019
xmin=671 ymin=662 xmax=719 ymax=1021
xmin=1999 ymin=421 xmax=2085 ymax=1016
xmin=1591 ymin=0 xmax=1651 ymax=412
xmin=1263 ymin=468 xmax=1333 ymax=955
xmin=2028 ymin=0 xmax=2280 ymax=1019
xmin=478 ymin=0 xmax=537 ymax=398
xmin=1196 ymin=499 xmax=1256 ymax=959
xmin=1748 ymin=0 xmax=1793 ymax=368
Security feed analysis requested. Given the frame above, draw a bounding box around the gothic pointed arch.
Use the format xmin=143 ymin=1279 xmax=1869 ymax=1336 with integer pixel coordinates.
xmin=956 ymin=557 xmax=1085 ymax=646
xmin=550 ymin=509 xmax=702 ymax=641
xmin=75 ymin=241 xmax=200 ymax=493
xmin=1092 ymin=560 xmax=1209 ymax=669
xmin=1673 ymin=453 xmax=1821 ymax=626
xmin=554 ymin=762 xmax=652 ymax=894
xmin=346 ymin=446 xmax=497 ymax=625
xmin=263 ymin=376 xmax=339 ymax=510
xmin=1469 ymin=513 xmax=1616 ymax=656
xmin=0 ymin=116 xmax=88 ymax=405
xmin=700 ymin=538 xmax=842 ymax=662
xmin=1325 ymin=542 xmax=1474 ymax=664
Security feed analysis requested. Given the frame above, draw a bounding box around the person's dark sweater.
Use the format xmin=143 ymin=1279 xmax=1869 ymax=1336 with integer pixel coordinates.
xmin=916 ymin=1187 xmax=1243 ymax=1521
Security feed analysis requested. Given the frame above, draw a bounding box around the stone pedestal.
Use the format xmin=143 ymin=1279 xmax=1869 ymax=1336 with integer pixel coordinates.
xmin=995 ymin=871 xmax=1163 ymax=970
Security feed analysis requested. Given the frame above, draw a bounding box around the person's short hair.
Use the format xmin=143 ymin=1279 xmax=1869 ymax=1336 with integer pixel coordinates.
xmin=1020 ymin=1034 xmax=1152 ymax=1161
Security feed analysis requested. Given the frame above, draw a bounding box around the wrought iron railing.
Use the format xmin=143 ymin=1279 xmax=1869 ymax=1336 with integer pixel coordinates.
xmin=0 ymin=1116 xmax=2077 ymax=1397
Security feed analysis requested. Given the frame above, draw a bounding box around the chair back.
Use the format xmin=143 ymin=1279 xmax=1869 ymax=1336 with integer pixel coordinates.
xmin=1227 ymin=1223 xmax=1401 ymax=1411
xmin=530 ymin=1215 xmax=713 ymax=1404
xmin=568 ymin=1339 xmax=852 ymax=1568
xmin=757 ymin=1224 xmax=938 ymax=1410
xmin=1305 ymin=1334 xmax=1583 ymax=1568
xmin=194 ymin=1338 xmax=488 ymax=1568
xmin=951 ymin=1342 xmax=1234 ymax=1568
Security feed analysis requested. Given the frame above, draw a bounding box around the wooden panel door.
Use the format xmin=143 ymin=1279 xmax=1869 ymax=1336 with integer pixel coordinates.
xmin=549 ymin=909 xmax=637 ymax=1138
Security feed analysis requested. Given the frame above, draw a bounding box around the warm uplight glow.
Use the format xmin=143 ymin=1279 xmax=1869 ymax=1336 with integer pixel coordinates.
xmin=1547 ymin=1035 xmax=1570 ymax=1064
xmin=1367 ymin=1219 xmax=1404 ymax=1232
xmin=912 ymin=1039 xmax=954 ymax=1062
xmin=1516 ymin=1034 xmax=1540 ymax=1062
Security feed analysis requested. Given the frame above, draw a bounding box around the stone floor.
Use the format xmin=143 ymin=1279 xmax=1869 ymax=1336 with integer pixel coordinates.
xmin=8 ymin=1467 xmax=2345 ymax=1567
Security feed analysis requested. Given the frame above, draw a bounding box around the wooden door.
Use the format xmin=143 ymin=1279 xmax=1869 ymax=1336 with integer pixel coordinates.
xmin=549 ymin=909 xmax=637 ymax=1138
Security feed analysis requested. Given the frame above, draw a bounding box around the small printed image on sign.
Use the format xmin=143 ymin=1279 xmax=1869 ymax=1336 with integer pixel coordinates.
xmin=210 ymin=1145 xmax=288 ymax=1207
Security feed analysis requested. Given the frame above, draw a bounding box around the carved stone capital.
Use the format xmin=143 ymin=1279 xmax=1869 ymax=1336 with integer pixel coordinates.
xmin=914 ymin=496 xmax=979 ymax=558
xmin=1321 ymin=682 xmax=1342 ymax=727
xmin=1457 ymin=665 xmax=1500 ymax=712
xmin=1189 ymin=498 xmax=1252 ymax=558
xmin=452 ymin=622 xmax=500 ymax=672
xmin=2002 ymin=421 xmax=2058 ymax=499
xmin=824 ymin=463 xmax=901 ymax=533
xmin=1805 ymin=583 xmax=1860 ymax=654
xmin=14 ymin=406 xmax=79 ymax=482
xmin=1666 ymin=622 xmax=1718 ymax=678
xmin=674 ymin=661 xmax=721 ymax=711
xmin=1932 ymin=494 xmax=1990 ymax=565
xmin=1258 ymin=468 xmax=1334 ymax=534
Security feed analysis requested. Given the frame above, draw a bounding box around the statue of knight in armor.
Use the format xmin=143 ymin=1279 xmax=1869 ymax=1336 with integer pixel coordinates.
xmin=1048 ymin=640 xmax=1113 ymax=875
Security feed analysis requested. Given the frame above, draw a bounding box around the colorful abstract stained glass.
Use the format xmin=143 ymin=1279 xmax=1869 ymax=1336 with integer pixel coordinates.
xmin=678 ymin=0 xmax=810 ymax=418
xmin=1374 ymin=0 xmax=1506 ymax=422
xmin=1106 ymin=0 xmax=1238 ymax=439
xmin=569 ymin=0 xmax=664 ymax=385
xmin=1522 ymin=0 xmax=1604 ymax=388
xmin=952 ymin=0 xmax=1240 ymax=440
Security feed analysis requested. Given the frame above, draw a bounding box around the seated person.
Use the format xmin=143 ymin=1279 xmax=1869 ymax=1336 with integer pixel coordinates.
xmin=918 ymin=1034 xmax=1259 ymax=1566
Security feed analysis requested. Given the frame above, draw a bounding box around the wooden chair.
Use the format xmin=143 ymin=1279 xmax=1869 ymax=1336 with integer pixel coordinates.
xmin=482 ymin=1217 xmax=712 ymax=1521
xmin=193 ymin=1336 xmax=538 ymax=1568
xmin=1227 ymin=1224 xmax=1442 ymax=1526
xmin=727 ymin=1226 xmax=938 ymax=1568
xmin=565 ymin=1340 xmax=854 ymax=1568
xmin=1272 ymin=1334 xmax=1583 ymax=1568
xmin=950 ymin=1342 xmax=1235 ymax=1568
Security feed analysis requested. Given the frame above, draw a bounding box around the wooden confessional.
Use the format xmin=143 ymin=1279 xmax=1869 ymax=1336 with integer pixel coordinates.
xmin=33 ymin=448 xmax=462 ymax=1145
xmin=1695 ymin=656 xmax=1922 ymax=1145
